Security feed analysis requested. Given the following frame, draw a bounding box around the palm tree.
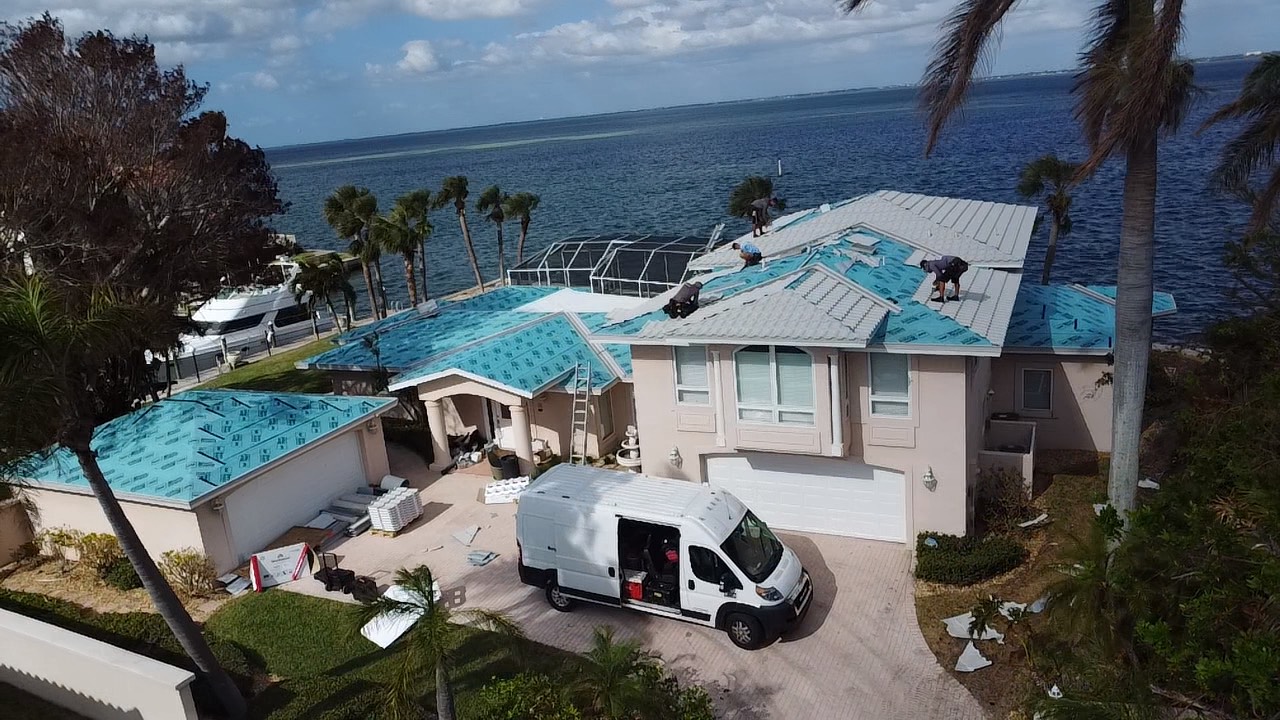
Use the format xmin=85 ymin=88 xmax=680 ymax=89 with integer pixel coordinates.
xmin=1017 ymin=154 xmax=1081 ymax=285
xmin=0 ymin=274 xmax=247 ymax=719
xmin=354 ymin=566 xmax=523 ymax=720
xmin=503 ymin=192 xmax=541 ymax=264
xmin=476 ymin=185 xmax=510 ymax=285
xmin=323 ymin=185 xmax=383 ymax=319
xmin=293 ymin=256 xmax=355 ymax=333
xmin=373 ymin=194 xmax=433 ymax=306
xmin=728 ymin=175 xmax=778 ymax=220
xmin=433 ymin=176 xmax=484 ymax=289
xmin=1201 ymin=53 xmax=1280 ymax=233
xmin=571 ymin=626 xmax=662 ymax=720
xmin=844 ymin=0 xmax=1196 ymax=519
xmin=397 ymin=189 xmax=434 ymax=300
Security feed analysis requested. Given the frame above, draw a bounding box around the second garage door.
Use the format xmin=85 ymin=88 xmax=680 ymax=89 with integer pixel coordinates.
xmin=705 ymin=453 xmax=906 ymax=542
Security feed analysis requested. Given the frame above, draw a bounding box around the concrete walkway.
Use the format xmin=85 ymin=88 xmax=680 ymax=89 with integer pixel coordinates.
xmin=288 ymin=445 xmax=986 ymax=720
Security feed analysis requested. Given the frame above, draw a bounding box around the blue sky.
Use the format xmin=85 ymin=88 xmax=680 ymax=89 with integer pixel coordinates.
xmin=7 ymin=0 xmax=1277 ymax=147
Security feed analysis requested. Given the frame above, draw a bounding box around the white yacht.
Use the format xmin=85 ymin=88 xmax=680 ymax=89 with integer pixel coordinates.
xmin=177 ymin=259 xmax=337 ymax=360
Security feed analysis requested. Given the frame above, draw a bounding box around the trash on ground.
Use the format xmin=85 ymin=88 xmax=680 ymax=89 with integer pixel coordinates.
xmin=1048 ymin=685 xmax=1063 ymax=699
xmin=452 ymin=525 xmax=481 ymax=546
xmin=1138 ymin=477 xmax=1161 ymax=490
xmin=1093 ymin=503 xmax=1107 ymax=516
xmin=943 ymin=612 xmax=1004 ymax=642
xmin=998 ymin=601 xmax=1026 ymax=619
xmin=1029 ymin=596 xmax=1048 ymax=614
xmin=359 ymin=582 xmax=442 ymax=648
xmin=1017 ymin=512 xmax=1050 ymax=528
xmin=955 ymin=641 xmax=991 ymax=672
xmin=467 ymin=550 xmax=498 ymax=566
xmin=923 ymin=536 xmax=939 ymax=548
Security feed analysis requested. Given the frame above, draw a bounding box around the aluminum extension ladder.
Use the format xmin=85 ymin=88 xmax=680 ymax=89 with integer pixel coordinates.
xmin=568 ymin=363 xmax=592 ymax=465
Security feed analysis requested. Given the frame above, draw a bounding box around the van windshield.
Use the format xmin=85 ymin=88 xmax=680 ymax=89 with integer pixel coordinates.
xmin=720 ymin=511 xmax=783 ymax=584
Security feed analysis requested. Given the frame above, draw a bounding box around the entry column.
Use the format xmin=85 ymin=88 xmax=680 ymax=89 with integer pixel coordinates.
xmin=424 ymin=399 xmax=450 ymax=470
xmin=508 ymin=403 xmax=535 ymax=477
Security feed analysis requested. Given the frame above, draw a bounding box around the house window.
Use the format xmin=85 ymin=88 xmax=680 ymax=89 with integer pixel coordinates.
xmin=734 ymin=346 xmax=815 ymax=426
xmin=869 ymin=353 xmax=910 ymax=418
xmin=598 ymin=390 xmax=615 ymax=438
xmin=674 ymin=345 xmax=711 ymax=405
xmin=1021 ymin=368 xmax=1053 ymax=413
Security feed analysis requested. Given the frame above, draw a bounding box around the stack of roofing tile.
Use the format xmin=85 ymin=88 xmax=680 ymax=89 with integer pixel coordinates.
xmin=368 ymin=487 xmax=423 ymax=533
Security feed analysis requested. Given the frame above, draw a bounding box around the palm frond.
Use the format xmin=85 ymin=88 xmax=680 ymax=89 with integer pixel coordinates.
xmin=455 ymin=607 xmax=525 ymax=640
xmin=502 ymin=192 xmax=541 ymax=220
xmin=433 ymin=176 xmax=469 ymax=212
xmin=919 ymin=0 xmax=1019 ymax=156
xmin=841 ymin=0 xmax=873 ymax=10
xmin=728 ymin=176 xmax=775 ymax=217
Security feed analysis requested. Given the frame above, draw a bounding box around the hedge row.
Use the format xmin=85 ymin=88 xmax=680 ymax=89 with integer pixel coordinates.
xmin=0 ymin=589 xmax=254 ymax=715
xmin=914 ymin=533 xmax=1028 ymax=585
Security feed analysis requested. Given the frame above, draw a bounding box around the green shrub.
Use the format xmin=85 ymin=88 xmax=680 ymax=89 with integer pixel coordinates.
xmin=465 ymin=673 xmax=582 ymax=720
xmin=102 ymin=557 xmax=142 ymax=590
xmin=35 ymin=526 xmax=83 ymax=566
xmin=159 ymin=548 xmax=217 ymax=597
xmin=915 ymin=533 xmax=1027 ymax=586
xmin=76 ymin=532 xmax=123 ymax=576
xmin=0 ymin=589 xmax=253 ymax=715
xmin=384 ymin=417 xmax=435 ymax=464
xmin=974 ymin=467 xmax=1034 ymax=535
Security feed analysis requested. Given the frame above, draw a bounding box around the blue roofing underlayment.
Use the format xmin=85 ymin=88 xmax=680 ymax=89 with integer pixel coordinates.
xmin=301 ymin=286 xmax=632 ymax=396
xmin=23 ymin=390 xmax=395 ymax=506
xmin=1004 ymin=284 xmax=1178 ymax=352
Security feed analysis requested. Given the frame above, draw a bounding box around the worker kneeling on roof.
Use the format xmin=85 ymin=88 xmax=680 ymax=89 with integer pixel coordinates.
xmin=919 ymin=255 xmax=969 ymax=303
xmin=663 ymin=281 xmax=702 ymax=319
xmin=731 ymin=241 xmax=763 ymax=270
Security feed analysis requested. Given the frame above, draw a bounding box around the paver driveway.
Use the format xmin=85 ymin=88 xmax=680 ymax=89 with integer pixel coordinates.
xmin=289 ymin=447 xmax=986 ymax=720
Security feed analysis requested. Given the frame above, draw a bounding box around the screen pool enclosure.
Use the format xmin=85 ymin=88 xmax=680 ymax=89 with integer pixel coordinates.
xmin=507 ymin=228 xmax=724 ymax=298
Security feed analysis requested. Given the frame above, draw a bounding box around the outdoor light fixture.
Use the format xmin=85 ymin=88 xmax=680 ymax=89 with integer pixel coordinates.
xmin=366 ymin=419 xmax=379 ymax=433
xmin=922 ymin=466 xmax=937 ymax=492
xmin=668 ymin=447 xmax=683 ymax=469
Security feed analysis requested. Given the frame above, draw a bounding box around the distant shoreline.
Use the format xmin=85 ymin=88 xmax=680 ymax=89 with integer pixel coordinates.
xmin=264 ymin=54 xmax=1267 ymax=154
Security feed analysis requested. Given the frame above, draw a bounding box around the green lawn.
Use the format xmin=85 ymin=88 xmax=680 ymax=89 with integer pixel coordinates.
xmin=205 ymin=590 xmax=575 ymax=720
xmin=196 ymin=338 xmax=336 ymax=394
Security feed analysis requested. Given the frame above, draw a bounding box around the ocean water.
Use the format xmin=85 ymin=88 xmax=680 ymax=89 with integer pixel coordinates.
xmin=267 ymin=59 xmax=1258 ymax=342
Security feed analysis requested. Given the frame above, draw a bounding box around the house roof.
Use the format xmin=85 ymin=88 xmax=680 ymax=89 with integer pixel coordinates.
xmin=1004 ymin=284 xmax=1179 ymax=354
xmin=21 ymin=390 xmax=397 ymax=508
xmin=302 ymin=286 xmax=636 ymax=397
xmin=686 ymin=190 xmax=1037 ymax=272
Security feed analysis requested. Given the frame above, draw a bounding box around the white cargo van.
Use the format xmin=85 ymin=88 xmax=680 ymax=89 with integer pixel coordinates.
xmin=516 ymin=465 xmax=813 ymax=649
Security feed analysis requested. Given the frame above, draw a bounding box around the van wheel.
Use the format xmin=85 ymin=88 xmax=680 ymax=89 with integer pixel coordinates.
xmin=726 ymin=613 xmax=765 ymax=650
xmin=546 ymin=583 xmax=575 ymax=612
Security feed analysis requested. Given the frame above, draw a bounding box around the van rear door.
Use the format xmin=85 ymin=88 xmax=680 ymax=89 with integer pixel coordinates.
xmin=554 ymin=512 xmax=621 ymax=605
xmin=517 ymin=510 xmax=556 ymax=571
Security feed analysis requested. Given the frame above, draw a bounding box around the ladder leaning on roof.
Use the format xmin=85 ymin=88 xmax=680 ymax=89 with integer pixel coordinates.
xmin=568 ymin=363 xmax=591 ymax=465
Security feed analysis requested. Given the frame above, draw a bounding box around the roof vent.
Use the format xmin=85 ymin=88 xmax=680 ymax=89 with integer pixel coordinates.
xmin=820 ymin=203 xmax=832 ymax=213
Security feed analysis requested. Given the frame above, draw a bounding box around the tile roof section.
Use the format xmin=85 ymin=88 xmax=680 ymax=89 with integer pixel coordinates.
xmin=687 ymin=191 xmax=1036 ymax=271
xmin=908 ymin=266 xmax=1023 ymax=346
xmin=21 ymin=390 xmax=396 ymax=507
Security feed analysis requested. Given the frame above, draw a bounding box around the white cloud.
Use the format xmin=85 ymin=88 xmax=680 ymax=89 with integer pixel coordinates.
xmin=251 ymin=71 xmax=279 ymax=90
xmin=397 ymin=39 xmax=441 ymax=74
xmin=304 ymin=0 xmax=544 ymax=33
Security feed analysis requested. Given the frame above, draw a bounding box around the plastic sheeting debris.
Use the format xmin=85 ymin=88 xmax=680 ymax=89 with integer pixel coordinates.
xmin=999 ymin=601 xmax=1026 ymax=620
xmin=1093 ymin=503 xmax=1107 ymax=516
xmin=467 ymin=551 xmax=498 ymax=566
xmin=1029 ymin=596 xmax=1048 ymax=614
xmin=360 ymin=582 xmax=442 ymax=649
xmin=955 ymin=642 xmax=991 ymax=672
xmin=943 ymin=612 xmax=1004 ymax=642
xmin=1138 ymin=478 xmax=1161 ymax=490
xmin=1018 ymin=513 xmax=1049 ymax=528
xmin=452 ymin=525 xmax=480 ymax=546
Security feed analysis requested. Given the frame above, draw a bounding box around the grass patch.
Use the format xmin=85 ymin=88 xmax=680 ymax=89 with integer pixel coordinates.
xmin=196 ymin=338 xmax=336 ymax=394
xmin=914 ymin=450 xmax=1107 ymax=718
xmin=205 ymin=589 xmax=577 ymax=720
xmin=1 ymin=682 xmax=90 ymax=720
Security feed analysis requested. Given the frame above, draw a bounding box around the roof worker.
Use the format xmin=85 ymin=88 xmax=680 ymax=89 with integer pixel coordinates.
xmin=919 ymin=255 xmax=970 ymax=303
xmin=731 ymin=241 xmax=763 ymax=271
xmin=662 ymin=281 xmax=703 ymax=319
xmin=749 ymin=196 xmax=779 ymax=237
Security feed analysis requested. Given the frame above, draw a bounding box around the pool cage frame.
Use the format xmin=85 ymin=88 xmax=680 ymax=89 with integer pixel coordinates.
xmin=506 ymin=226 xmax=724 ymax=298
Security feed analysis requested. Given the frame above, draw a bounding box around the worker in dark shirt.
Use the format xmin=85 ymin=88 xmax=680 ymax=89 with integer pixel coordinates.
xmin=749 ymin=197 xmax=779 ymax=236
xmin=663 ymin=281 xmax=703 ymax=318
xmin=919 ymin=255 xmax=969 ymax=302
xmin=731 ymin=241 xmax=763 ymax=270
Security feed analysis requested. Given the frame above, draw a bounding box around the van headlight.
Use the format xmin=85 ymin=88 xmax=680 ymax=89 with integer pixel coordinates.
xmin=755 ymin=586 xmax=784 ymax=602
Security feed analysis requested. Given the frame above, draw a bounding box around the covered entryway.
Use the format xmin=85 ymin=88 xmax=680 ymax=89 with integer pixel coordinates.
xmin=223 ymin=433 xmax=366 ymax=563
xmin=704 ymin=453 xmax=906 ymax=542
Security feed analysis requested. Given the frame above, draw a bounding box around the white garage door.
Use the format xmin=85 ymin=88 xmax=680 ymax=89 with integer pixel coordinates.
xmin=705 ymin=453 xmax=906 ymax=542
xmin=224 ymin=432 xmax=365 ymax=563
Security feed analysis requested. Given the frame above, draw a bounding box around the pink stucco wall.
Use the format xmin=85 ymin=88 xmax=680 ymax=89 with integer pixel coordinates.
xmin=441 ymin=385 xmax=634 ymax=462
xmin=990 ymin=355 xmax=1113 ymax=452
xmin=631 ymin=345 xmax=973 ymax=538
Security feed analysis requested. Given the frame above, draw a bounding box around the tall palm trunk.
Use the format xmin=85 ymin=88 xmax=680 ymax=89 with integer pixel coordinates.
xmin=342 ymin=295 xmax=354 ymax=330
xmin=72 ymin=445 xmax=246 ymax=720
xmin=495 ymin=221 xmax=506 ymax=286
xmin=359 ymin=260 xmax=379 ymax=320
xmin=1041 ymin=219 xmax=1061 ymax=285
xmin=418 ymin=238 xmax=429 ymax=300
xmin=324 ymin=298 xmax=340 ymax=334
xmin=373 ymin=260 xmax=390 ymax=318
xmin=436 ymin=662 xmax=457 ymax=720
xmin=458 ymin=210 xmax=483 ymax=289
xmin=1109 ymin=136 xmax=1158 ymax=519
xmin=402 ymin=254 xmax=419 ymax=306
xmin=517 ymin=218 xmax=530 ymax=264
xmin=309 ymin=304 xmax=320 ymax=339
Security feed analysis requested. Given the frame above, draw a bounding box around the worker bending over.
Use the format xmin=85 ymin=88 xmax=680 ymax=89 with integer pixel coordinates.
xmin=919 ymin=256 xmax=969 ymax=302
xmin=731 ymin=241 xmax=763 ymax=270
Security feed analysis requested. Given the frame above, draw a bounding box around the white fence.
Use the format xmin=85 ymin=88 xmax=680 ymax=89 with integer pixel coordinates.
xmin=0 ymin=608 xmax=198 ymax=720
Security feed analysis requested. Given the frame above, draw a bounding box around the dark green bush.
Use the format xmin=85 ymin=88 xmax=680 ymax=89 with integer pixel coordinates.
xmin=102 ymin=557 xmax=142 ymax=590
xmin=914 ymin=533 xmax=1027 ymax=585
xmin=383 ymin=417 xmax=434 ymax=464
xmin=464 ymin=673 xmax=582 ymax=720
xmin=0 ymin=589 xmax=254 ymax=714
